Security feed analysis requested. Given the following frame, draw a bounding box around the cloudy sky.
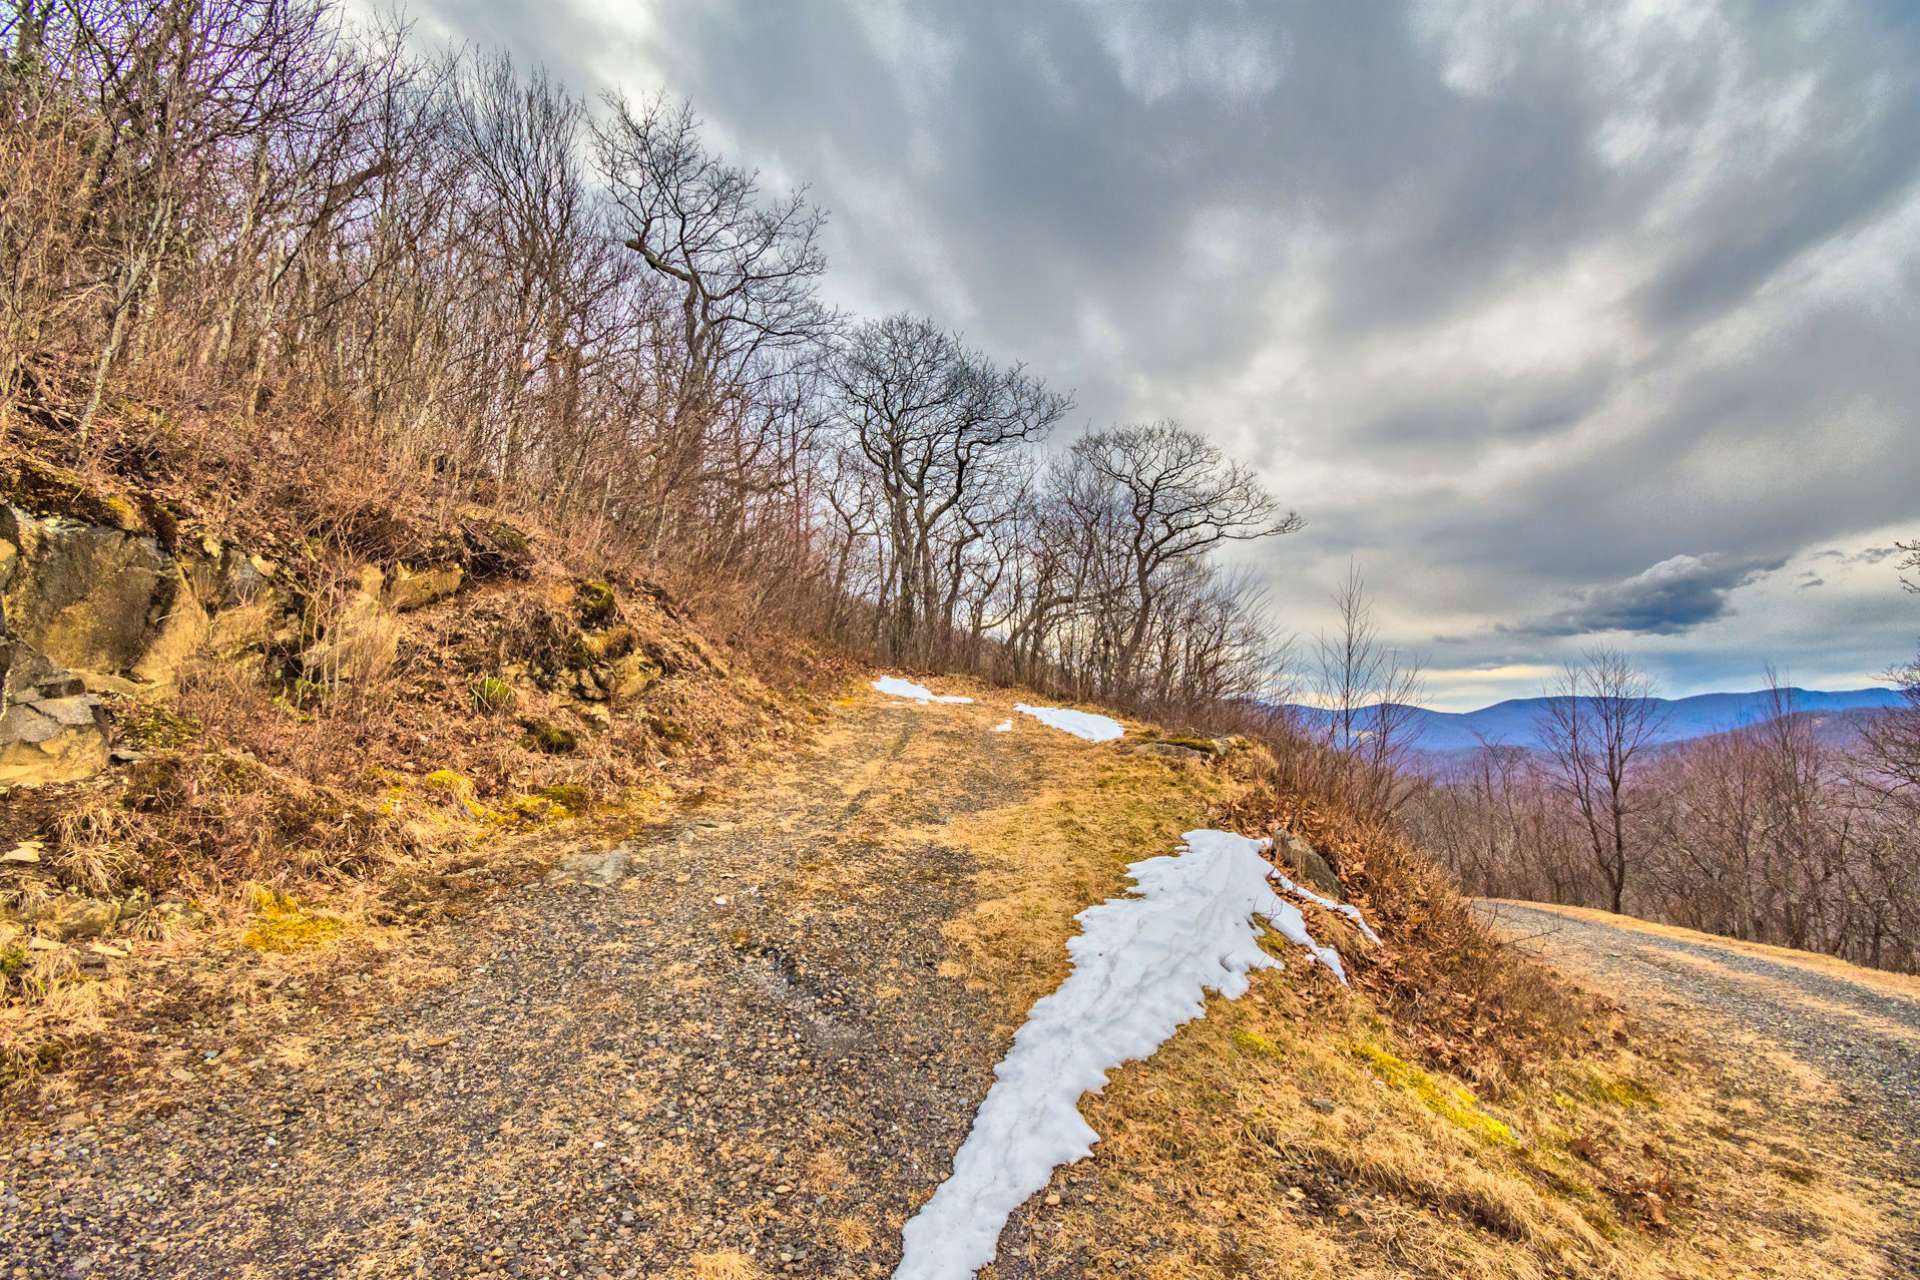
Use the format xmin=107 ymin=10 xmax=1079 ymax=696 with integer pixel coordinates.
xmin=406 ymin=0 xmax=1920 ymax=709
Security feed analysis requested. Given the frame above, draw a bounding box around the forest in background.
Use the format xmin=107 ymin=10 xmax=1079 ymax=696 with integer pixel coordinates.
xmin=1399 ymin=643 xmax=1920 ymax=973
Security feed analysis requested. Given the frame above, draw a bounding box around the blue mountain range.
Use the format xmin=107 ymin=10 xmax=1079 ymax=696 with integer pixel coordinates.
xmin=1280 ymin=687 xmax=1905 ymax=754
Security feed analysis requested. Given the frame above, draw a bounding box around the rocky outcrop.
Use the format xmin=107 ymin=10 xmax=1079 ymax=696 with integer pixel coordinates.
xmin=0 ymin=505 xmax=173 ymax=691
xmin=0 ymin=686 xmax=109 ymax=785
xmin=384 ymin=562 xmax=463 ymax=612
xmin=1279 ymin=834 xmax=1345 ymax=899
xmin=0 ymin=492 xmax=284 ymax=784
xmin=296 ymin=564 xmax=396 ymax=685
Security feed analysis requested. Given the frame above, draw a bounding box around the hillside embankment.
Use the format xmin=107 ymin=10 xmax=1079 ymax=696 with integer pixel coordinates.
xmin=0 ymin=417 xmax=831 ymax=1089
xmin=1483 ymin=899 xmax=1919 ymax=1265
xmin=3 ymin=670 xmax=1906 ymax=1277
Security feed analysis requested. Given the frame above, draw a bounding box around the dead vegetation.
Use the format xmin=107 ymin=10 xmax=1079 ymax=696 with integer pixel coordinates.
xmin=907 ymin=719 xmax=1893 ymax=1279
xmin=0 ymin=406 xmax=829 ymax=1091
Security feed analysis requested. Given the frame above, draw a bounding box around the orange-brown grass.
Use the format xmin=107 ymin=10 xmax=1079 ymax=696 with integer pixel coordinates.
xmin=0 ymin=403 xmax=822 ymax=1095
xmin=1220 ymin=786 xmax=1587 ymax=1084
xmin=917 ymin=730 xmax=1233 ymax=1023
xmin=1031 ymin=957 xmax=1890 ymax=1279
xmin=934 ymin=731 xmax=1891 ymax=1279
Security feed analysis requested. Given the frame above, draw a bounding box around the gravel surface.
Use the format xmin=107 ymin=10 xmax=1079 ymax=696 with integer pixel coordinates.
xmin=1481 ymin=900 xmax=1920 ymax=1268
xmin=1 ymin=697 xmax=1054 ymax=1279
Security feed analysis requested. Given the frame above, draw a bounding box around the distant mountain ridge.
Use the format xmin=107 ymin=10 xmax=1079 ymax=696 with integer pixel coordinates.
xmin=1280 ymin=687 xmax=1904 ymax=754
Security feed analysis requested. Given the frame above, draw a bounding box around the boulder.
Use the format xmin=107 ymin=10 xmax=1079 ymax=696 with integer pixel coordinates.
xmin=0 ymin=693 xmax=110 ymax=785
xmin=458 ymin=514 xmax=532 ymax=579
xmin=129 ymin=568 xmax=211 ymax=687
xmin=1279 ymin=834 xmax=1345 ymax=899
xmin=1128 ymin=741 xmax=1213 ymax=763
xmin=0 ymin=505 xmax=170 ymax=690
xmin=608 ymin=653 xmax=662 ymax=702
xmin=28 ymin=895 xmax=120 ymax=942
xmin=208 ymin=598 xmax=274 ymax=657
xmin=384 ymin=562 xmax=463 ymax=612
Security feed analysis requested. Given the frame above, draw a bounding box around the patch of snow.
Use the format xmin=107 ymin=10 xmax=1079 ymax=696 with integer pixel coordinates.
xmin=991 ymin=719 xmax=1013 ymax=733
xmin=1269 ymin=871 xmax=1381 ymax=945
xmin=892 ymin=829 xmax=1346 ymax=1280
xmin=873 ymin=675 xmax=974 ymax=705
xmin=1012 ymin=702 xmax=1123 ymax=742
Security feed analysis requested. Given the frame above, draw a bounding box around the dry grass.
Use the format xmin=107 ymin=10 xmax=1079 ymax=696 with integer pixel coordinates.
xmin=832 ymin=1216 xmax=874 ymax=1252
xmin=0 ymin=440 xmax=813 ymax=1096
xmin=1042 ymin=960 xmax=1890 ymax=1278
xmin=923 ymin=743 xmax=1234 ymax=1020
xmin=924 ymin=724 xmax=1895 ymax=1280
xmin=686 ymin=1250 xmax=769 ymax=1280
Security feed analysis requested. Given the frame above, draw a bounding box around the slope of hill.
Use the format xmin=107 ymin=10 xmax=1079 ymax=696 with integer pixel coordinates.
xmin=1284 ymin=687 xmax=1904 ymax=754
xmin=4 ymin=683 xmax=1905 ymax=1278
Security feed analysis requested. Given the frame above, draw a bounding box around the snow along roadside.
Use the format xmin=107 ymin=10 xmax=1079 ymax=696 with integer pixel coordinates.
xmin=891 ymin=829 xmax=1357 ymax=1280
xmin=872 ymin=675 xmax=974 ymax=704
xmin=1260 ymin=841 xmax=1382 ymax=944
xmin=1012 ymin=702 xmax=1123 ymax=742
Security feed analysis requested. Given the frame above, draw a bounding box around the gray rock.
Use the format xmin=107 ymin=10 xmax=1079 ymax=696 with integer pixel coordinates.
xmin=1128 ymin=741 xmax=1212 ymax=763
xmin=0 ymin=693 xmax=109 ymax=785
xmin=1280 ymin=834 xmax=1345 ymax=900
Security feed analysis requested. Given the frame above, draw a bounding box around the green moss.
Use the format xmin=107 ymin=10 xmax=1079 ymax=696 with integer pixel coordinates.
xmin=1581 ymin=1071 xmax=1659 ymax=1109
xmin=424 ymin=769 xmax=497 ymax=821
xmin=0 ymin=454 xmax=147 ymax=531
xmin=470 ymin=676 xmax=516 ymax=715
xmin=506 ymin=794 xmax=571 ymax=823
xmin=240 ymin=887 xmax=344 ymax=953
xmin=122 ymin=702 xmax=203 ymax=749
xmin=577 ymin=579 xmax=618 ymax=627
xmin=521 ymin=719 xmax=578 ymax=754
xmin=0 ymin=944 xmax=28 ymax=978
xmin=1352 ymin=1041 xmax=1516 ymax=1146
xmin=1232 ymin=1028 xmax=1285 ymax=1059
xmin=537 ymin=783 xmax=592 ymax=811
xmin=579 ymin=625 xmax=637 ymax=661
xmin=647 ymin=714 xmax=688 ymax=743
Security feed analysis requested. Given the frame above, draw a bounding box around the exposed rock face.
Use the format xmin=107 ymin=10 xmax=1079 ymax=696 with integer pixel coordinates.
xmin=297 ymin=566 xmax=398 ymax=684
xmin=1280 ymin=834 xmax=1345 ymax=899
xmin=384 ymin=562 xmax=463 ymax=612
xmin=0 ymin=498 xmax=287 ymax=785
xmin=0 ymin=689 xmax=110 ymax=785
xmin=0 ymin=505 xmax=172 ymax=690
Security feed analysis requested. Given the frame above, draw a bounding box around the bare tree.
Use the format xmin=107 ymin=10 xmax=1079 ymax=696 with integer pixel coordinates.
xmin=592 ymin=94 xmax=834 ymax=560
xmin=832 ymin=314 xmax=1069 ymax=664
xmin=1072 ymin=420 xmax=1301 ymax=692
xmin=1534 ymin=648 xmax=1665 ymax=914
xmin=1306 ymin=564 xmax=1425 ymax=817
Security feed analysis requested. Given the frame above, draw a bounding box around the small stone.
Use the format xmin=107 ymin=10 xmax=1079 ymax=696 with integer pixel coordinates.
xmin=1044 ymin=1193 xmax=1061 ymax=1206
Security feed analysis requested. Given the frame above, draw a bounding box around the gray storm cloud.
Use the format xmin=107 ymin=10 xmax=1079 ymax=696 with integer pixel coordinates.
xmin=408 ymin=0 xmax=1920 ymax=696
xmin=1505 ymin=554 xmax=1787 ymax=638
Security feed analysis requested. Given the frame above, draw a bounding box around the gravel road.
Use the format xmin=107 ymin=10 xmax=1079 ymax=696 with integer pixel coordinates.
xmin=1480 ymin=899 xmax=1920 ymax=1267
xmin=1 ymin=696 xmax=1052 ymax=1279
